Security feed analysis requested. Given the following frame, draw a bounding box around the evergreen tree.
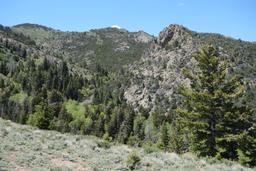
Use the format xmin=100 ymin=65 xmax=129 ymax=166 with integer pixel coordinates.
xmin=27 ymin=102 xmax=54 ymax=129
xmin=161 ymin=122 xmax=170 ymax=151
xmin=118 ymin=106 xmax=135 ymax=143
xmin=133 ymin=116 xmax=146 ymax=141
xmin=169 ymin=120 xmax=185 ymax=154
xmin=106 ymin=111 xmax=119 ymax=138
xmin=176 ymin=45 xmax=256 ymax=165
xmin=95 ymin=112 xmax=105 ymax=137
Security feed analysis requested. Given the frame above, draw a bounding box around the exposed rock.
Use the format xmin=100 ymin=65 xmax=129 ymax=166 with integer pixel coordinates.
xmin=134 ymin=31 xmax=154 ymax=43
xmin=124 ymin=25 xmax=198 ymax=111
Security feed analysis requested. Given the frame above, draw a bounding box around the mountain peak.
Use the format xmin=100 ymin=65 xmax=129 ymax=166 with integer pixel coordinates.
xmin=157 ymin=24 xmax=193 ymax=48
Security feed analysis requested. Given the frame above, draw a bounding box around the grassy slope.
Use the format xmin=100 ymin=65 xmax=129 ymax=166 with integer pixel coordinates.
xmin=0 ymin=118 xmax=255 ymax=171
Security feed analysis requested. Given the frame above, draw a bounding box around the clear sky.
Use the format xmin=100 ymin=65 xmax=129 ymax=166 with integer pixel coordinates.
xmin=0 ymin=0 xmax=255 ymax=41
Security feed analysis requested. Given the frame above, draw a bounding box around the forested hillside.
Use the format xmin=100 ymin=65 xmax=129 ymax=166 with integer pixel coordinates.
xmin=12 ymin=23 xmax=153 ymax=70
xmin=0 ymin=23 xmax=255 ymax=167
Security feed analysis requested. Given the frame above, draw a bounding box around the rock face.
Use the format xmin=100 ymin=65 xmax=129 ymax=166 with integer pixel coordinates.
xmin=157 ymin=24 xmax=196 ymax=48
xmin=124 ymin=24 xmax=199 ymax=111
xmin=0 ymin=118 xmax=252 ymax=171
xmin=134 ymin=31 xmax=153 ymax=43
xmin=124 ymin=24 xmax=256 ymax=112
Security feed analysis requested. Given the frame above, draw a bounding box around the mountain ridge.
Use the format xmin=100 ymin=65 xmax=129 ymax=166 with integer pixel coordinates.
xmin=0 ymin=22 xmax=256 ymax=168
xmin=1 ymin=23 xmax=256 ymax=112
xmin=11 ymin=23 xmax=255 ymax=43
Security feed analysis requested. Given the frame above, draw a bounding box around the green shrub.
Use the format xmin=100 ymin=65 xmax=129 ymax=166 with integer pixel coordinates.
xmin=127 ymin=151 xmax=141 ymax=169
xmin=97 ymin=140 xmax=111 ymax=149
xmin=142 ymin=141 xmax=160 ymax=154
xmin=127 ymin=135 xmax=140 ymax=147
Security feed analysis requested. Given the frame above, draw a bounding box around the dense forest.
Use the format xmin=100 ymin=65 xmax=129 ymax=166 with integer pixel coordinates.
xmin=0 ymin=24 xmax=255 ymax=167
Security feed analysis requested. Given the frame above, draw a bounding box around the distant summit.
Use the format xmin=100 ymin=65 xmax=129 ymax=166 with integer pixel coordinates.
xmin=111 ymin=25 xmax=122 ymax=29
xmin=13 ymin=23 xmax=54 ymax=31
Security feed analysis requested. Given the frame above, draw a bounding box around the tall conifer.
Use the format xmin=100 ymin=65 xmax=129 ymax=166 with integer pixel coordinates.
xmin=177 ymin=45 xmax=256 ymax=165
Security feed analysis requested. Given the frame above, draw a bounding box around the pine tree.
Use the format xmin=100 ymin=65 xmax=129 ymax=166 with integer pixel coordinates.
xmin=95 ymin=112 xmax=105 ymax=137
xmin=106 ymin=109 xmax=121 ymax=138
xmin=118 ymin=106 xmax=135 ymax=143
xmin=161 ymin=122 xmax=170 ymax=151
xmin=27 ymin=102 xmax=54 ymax=129
xmin=133 ymin=116 xmax=146 ymax=141
xmin=169 ymin=120 xmax=185 ymax=154
xmin=176 ymin=45 xmax=256 ymax=165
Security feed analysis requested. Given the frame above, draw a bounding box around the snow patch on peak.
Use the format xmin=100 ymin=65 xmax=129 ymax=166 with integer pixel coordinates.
xmin=111 ymin=25 xmax=122 ymax=29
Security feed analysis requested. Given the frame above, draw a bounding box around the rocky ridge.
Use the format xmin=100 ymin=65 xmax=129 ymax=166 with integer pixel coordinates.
xmin=124 ymin=24 xmax=256 ymax=112
xmin=124 ymin=24 xmax=198 ymax=111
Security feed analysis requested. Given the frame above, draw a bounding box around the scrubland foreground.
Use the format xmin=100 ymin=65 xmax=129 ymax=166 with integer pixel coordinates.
xmin=0 ymin=118 xmax=255 ymax=171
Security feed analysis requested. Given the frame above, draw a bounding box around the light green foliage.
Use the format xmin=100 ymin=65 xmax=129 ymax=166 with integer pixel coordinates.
xmin=65 ymin=100 xmax=85 ymax=119
xmin=82 ymin=117 xmax=93 ymax=134
xmin=9 ymin=92 xmax=27 ymax=104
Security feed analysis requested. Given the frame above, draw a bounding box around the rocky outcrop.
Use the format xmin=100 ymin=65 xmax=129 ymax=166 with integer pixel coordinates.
xmin=124 ymin=25 xmax=201 ymax=111
xmin=134 ymin=31 xmax=154 ymax=43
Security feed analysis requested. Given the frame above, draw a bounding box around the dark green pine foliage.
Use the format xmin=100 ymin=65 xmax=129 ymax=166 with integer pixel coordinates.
xmin=161 ymin=122 xmax=170 ymax=151
xmin=176 ymin=45 xmax=256 ymax=166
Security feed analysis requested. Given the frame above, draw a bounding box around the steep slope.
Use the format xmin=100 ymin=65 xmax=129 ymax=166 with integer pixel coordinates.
xmin=124 ymin=24 xmax=256 ymax=112
xmin=12 ymin=23 xmax=153 ymax=70
xmin=0 ymin=118 xmax=254 ymax=171
xmin=2 ymin=23 xmax=256 ymax=128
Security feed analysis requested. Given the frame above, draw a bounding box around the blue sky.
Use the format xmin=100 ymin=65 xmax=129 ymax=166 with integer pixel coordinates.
xmin=0 ymin=0 xmax=255 ymax=41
